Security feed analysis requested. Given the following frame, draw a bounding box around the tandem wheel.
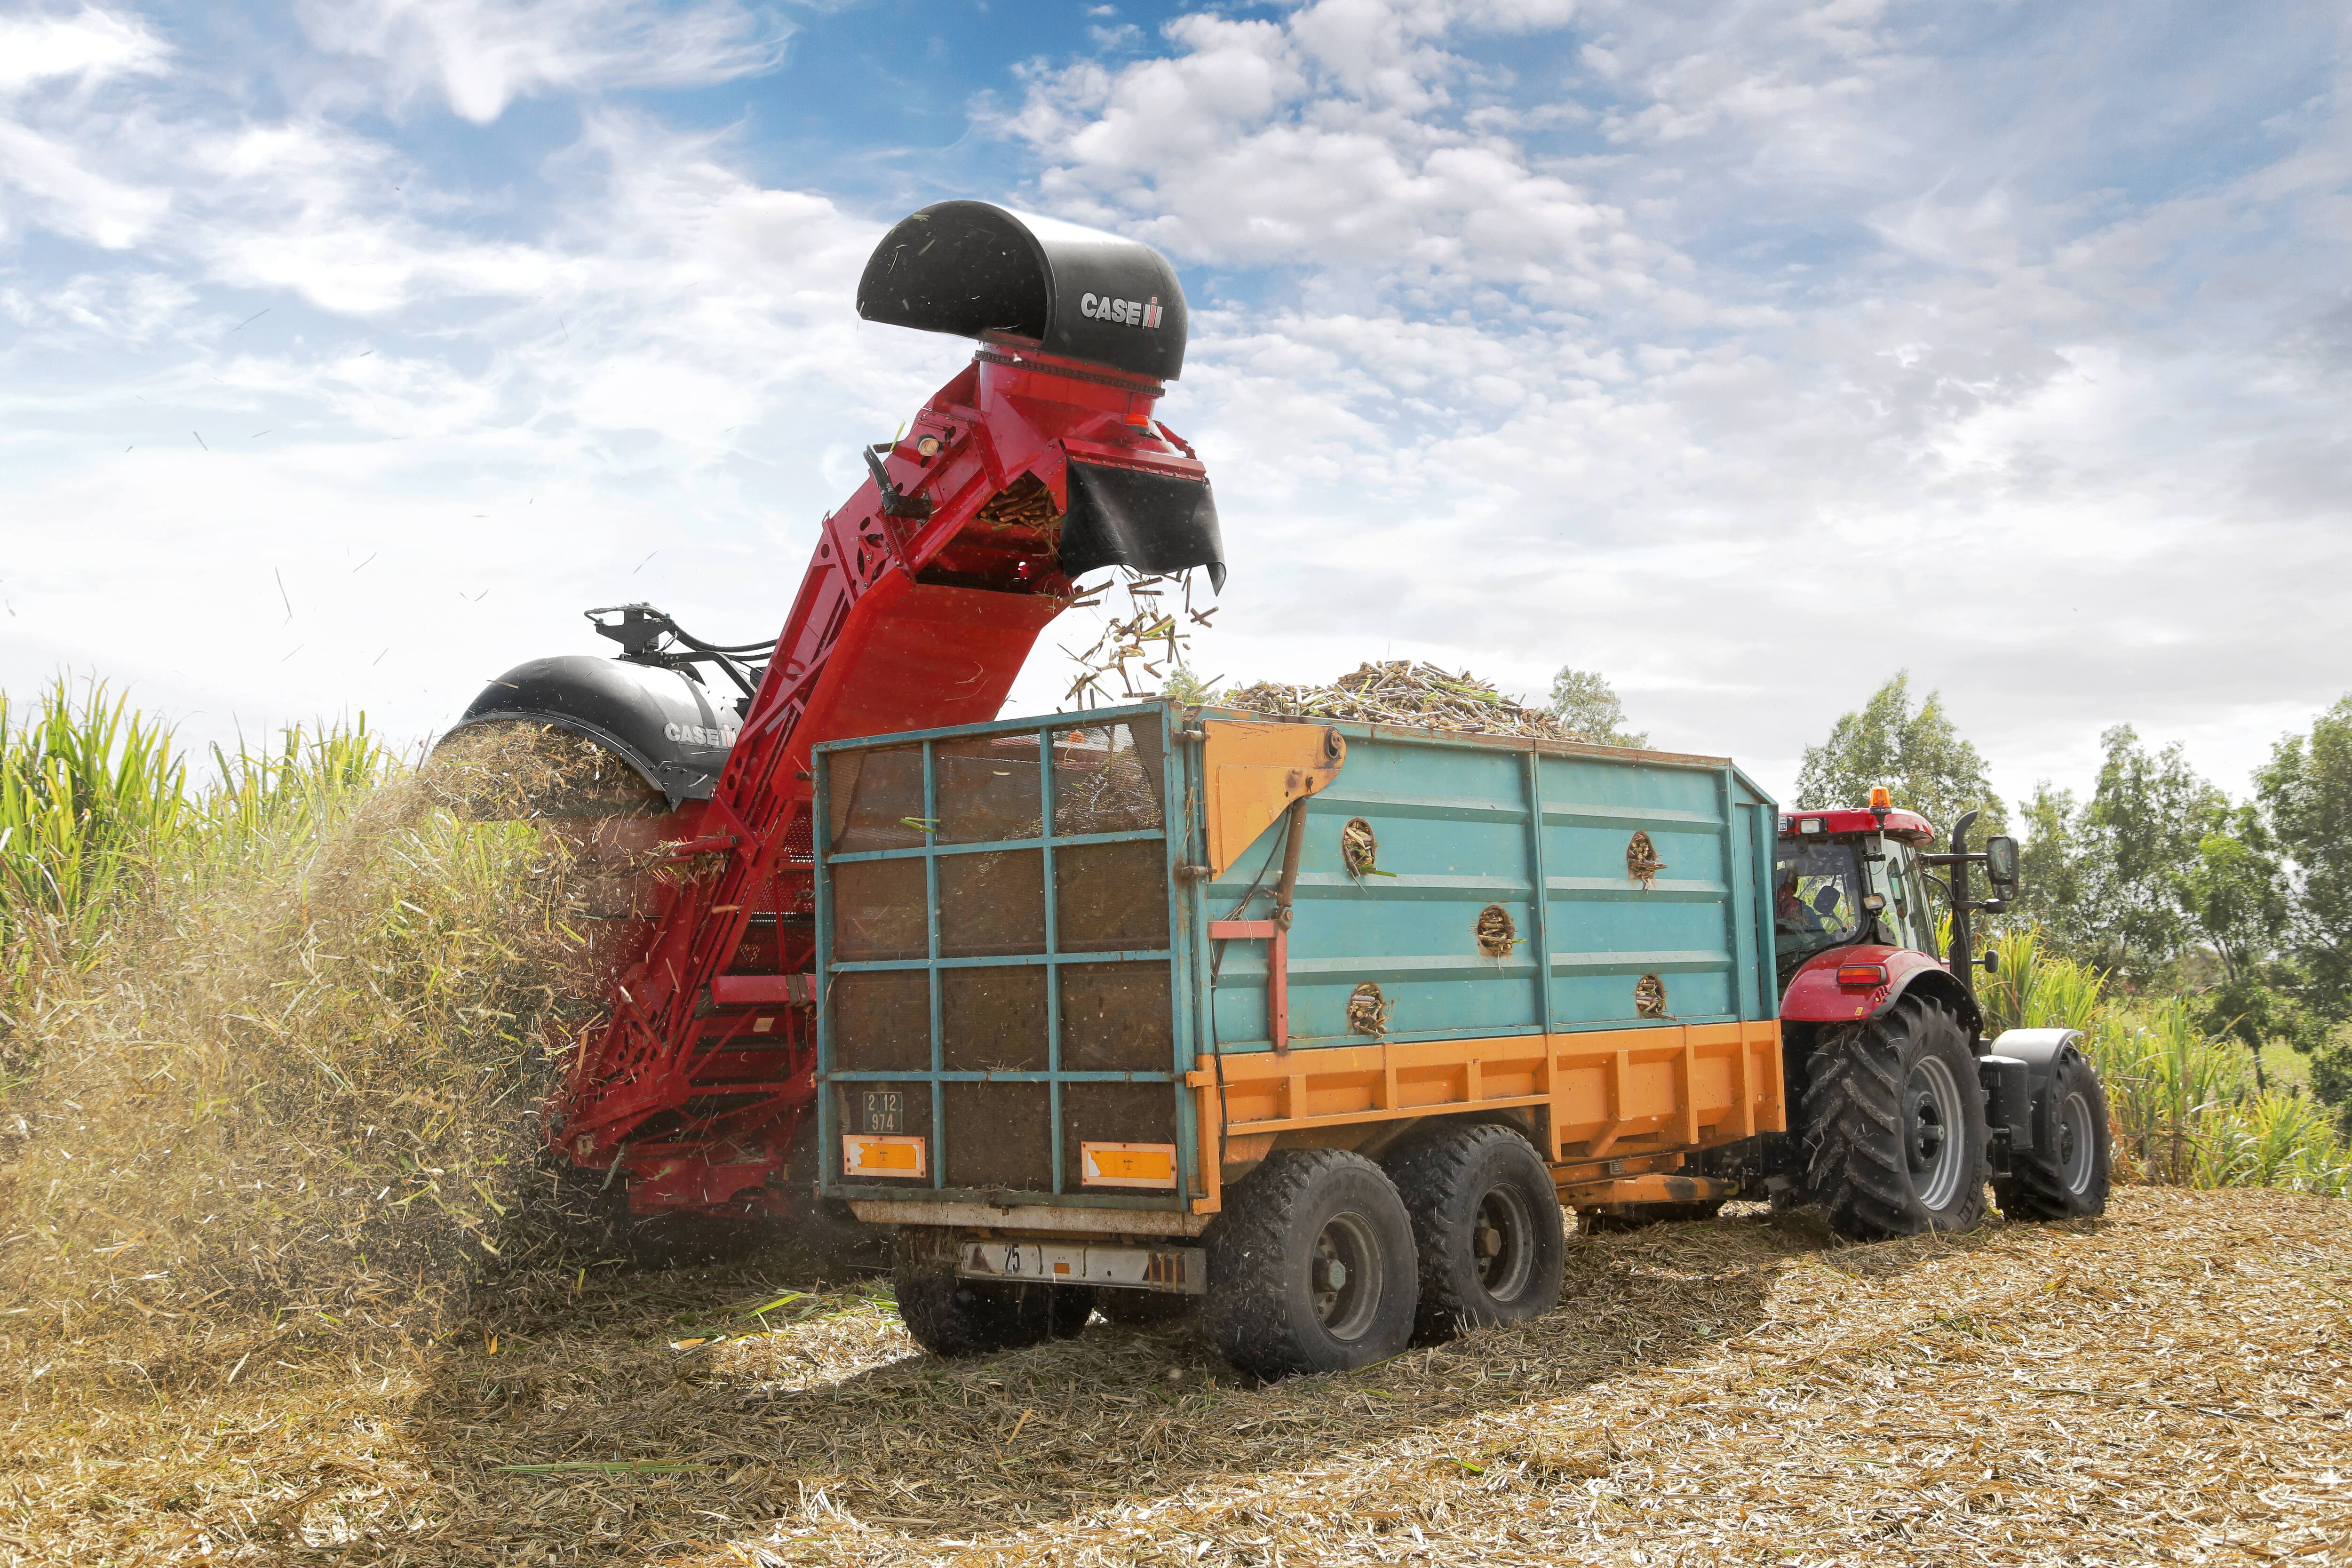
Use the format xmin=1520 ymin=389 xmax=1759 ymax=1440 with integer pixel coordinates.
xmin=1203 ymin=1148 xmax=1420 ymax=1379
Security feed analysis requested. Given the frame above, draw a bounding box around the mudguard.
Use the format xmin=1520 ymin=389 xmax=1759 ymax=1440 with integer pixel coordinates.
xmin=1983 ymin=1027 xmax=2090 ymax=1159
xmin=1780 ymin=944 xmax=1982 ymax=1036
xmin=444 ymin=654 xmax=740 ymax=805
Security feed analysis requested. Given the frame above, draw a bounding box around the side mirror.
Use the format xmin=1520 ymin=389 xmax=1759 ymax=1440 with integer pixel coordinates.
xmin=1983 ymin=835 xmax=2019 ymax=887
xmin=1980 ymin=946 xmax=2001 ymax=973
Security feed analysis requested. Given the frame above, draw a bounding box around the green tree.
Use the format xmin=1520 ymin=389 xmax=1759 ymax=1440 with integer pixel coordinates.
xmin=1794 ymin=672 xmax=2004 ymax=838
xmin=1160 ymin=666 xmax=1226 ymax=705
xmin=2010 ymin=782 xmax=2093 ymax=949
xmin=1546 ymin=667 xmax=1648 ymax=748
xmin=2075 ymin=724 xmax=2227 ymax=985
xmin=2311 ymin=1022 xmax=2352 ymax=1130
xmin=2181 ymin=804 xmax=2289 ymax=987
xmin=2257 ymin=695 xmax=2352 ymax=1022
xmin=2181 ymin=804 xmax=2301 ymax=1087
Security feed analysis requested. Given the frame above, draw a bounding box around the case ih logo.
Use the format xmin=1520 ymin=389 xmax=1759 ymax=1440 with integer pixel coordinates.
xmin=664 ymin=720 xmax=739 ymax=748
xmin=1080 ymin=291 xmax=1163 ymax=329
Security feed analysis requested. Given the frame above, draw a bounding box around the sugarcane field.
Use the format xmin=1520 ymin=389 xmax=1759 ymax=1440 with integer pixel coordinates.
xmin=6 ymin=5 xmax=2352 ymax=1566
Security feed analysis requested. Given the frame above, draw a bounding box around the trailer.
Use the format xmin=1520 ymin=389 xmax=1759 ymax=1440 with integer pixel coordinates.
xmin=814 ymin=701 xmax=1784 ymax=1376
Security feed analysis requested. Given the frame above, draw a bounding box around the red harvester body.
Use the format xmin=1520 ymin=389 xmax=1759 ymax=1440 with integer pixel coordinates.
xmin=445 ymin=202 xmax=1227 ymax=1217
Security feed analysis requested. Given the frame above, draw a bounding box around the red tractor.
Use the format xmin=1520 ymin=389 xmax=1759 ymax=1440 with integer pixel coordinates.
xmin=1701 ymin=790 xmax=2112 ymax=1238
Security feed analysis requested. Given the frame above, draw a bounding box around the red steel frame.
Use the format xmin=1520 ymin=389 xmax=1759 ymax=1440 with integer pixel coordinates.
xmin=553 ymin=344 xmax=1209 ymax=1211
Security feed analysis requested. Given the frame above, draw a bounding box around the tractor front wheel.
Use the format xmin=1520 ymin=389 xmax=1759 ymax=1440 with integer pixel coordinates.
xmin=1801 ymin=997 xmax=1990 ymax=1240
xmin=1994 ymin=1050 xmax=2112 ymax=1221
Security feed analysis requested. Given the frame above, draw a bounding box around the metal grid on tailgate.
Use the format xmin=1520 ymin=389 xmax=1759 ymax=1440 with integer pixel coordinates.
xmin=815 ymin=706 xmax=1192 ymax=1204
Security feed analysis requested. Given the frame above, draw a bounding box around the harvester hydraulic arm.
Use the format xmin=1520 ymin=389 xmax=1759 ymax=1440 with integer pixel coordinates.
xmin=541 ymin=201 xmax=1224 ymax=1211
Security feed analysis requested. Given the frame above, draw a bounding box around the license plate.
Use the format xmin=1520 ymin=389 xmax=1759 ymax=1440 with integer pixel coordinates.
xmin=863 ymin=1090 xmax=904 ymax=1134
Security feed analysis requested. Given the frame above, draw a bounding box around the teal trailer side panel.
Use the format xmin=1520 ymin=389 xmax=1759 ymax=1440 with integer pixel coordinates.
xmin=1201 ymin=717 xmax=1779 ymax=1055
xmin=1208 ymin=731 xmax=1545 ymax=1051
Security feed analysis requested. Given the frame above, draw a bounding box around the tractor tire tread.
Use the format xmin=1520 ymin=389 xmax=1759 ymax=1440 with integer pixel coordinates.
xmin=1800 ymin=997 xmax=1988 ymax=1241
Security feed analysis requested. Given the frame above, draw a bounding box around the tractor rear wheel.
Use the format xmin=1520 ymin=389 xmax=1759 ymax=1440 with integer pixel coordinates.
xmin=1204 ymin=1149 xmax=1418 ymax=1379
xmin=1385 ymin=1124 xmax=1565 ymax=1343
xmin=1994 ymin=1051 xmax=2112 ymax=1221
xmin=893 ymin=1242 xmax=1096 ymax=1357
xmin=1801 ymin=996 xmax=1990 ymax=1240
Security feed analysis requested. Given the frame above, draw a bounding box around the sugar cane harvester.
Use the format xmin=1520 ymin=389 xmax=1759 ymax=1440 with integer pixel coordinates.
xmin=440 ymin=203 xmax=1227 ymax=1233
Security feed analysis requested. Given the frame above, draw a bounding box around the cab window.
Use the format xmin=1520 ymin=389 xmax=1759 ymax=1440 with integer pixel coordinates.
xmin=1773 ymin=841 xmax=1863 ymax=956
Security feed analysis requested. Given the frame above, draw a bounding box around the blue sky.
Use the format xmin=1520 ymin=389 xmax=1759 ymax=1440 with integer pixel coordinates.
xmin=2 ymin=0 xmax=2347 ymax=811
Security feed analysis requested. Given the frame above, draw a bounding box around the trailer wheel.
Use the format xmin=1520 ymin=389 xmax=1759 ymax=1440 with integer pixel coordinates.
xmin=1801 ymin=997 xmax=1990 ymax=1240
xmin=1994 ymin=1051 xmax=2112 ymax=1221
xmin=1204 ymin=1149 xmax=1417 ymax=1379
xmin=1385 ymin=1124 xmax=1565 ymax=1343
xmin=892 ymin=1245 xmax=1096 ymax=1357
xmin=1095 ymin=1290 xmax=1198 ymax=1329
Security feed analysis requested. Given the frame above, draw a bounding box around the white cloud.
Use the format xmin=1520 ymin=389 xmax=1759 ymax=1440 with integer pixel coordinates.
xmin=0 ymin=6 xmax=169 ymax=96
xmin=294 ymin=0 xmax=791 ymax=123
xmin=986 ymin=0 xmax=2352 ymax=805
xmin=1000 ymin=3 xmax=1678 ymax=313
xmin=0 ymin=0 xmax=2346 ymax=823
xmin=0 ymin=117 xmax=169 ymax=247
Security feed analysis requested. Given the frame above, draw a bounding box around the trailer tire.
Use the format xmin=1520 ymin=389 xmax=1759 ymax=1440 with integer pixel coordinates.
xmin=1095 ymin=1290 xmax=1198 ymax=1329
xmin=1801 ymin=997 xmax=1990 ymax=1240
xmin=893 ymin=1246 xmax=1095 ymax=1357
xmin=1386 ymin=1124 xmax=1565 ymax=1343
xmin=1204 ymin=1149 xmax=1417 ymax=1379
xmin=1994 ymin=1051 xmax=2112 ymax=1221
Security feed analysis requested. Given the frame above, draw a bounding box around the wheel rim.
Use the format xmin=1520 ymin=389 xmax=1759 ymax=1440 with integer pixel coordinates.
xmin=2058 ymin=1089 xmax=2096 ymax=1196
xmin=1309 ymin=1211 xmax=1383 ymax=1341
xmin=1904 ymin=1054 xmax=1967 ymax=1212
xmin=1472 ymin=1183 xmax=1536 ymax=1304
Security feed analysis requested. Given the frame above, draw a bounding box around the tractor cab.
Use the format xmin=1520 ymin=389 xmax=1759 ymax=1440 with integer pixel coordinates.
xmin=1772 ymin=802 xmax=1942 ymax=982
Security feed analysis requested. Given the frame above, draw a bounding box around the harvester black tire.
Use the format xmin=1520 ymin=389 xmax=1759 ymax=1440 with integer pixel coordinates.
xmin=1203 ymin=1149 xmax=1417 ymax=1380
xmin=892 ymin=1247 xmax=1094 ymax=1358
xmin=1581 ymin=1200 xmax=1726 ymax=1234
xmin=1800 ymin=996 xmax=1990 ymax=1240
xmin=1994 ymin=1051 xmax=2112 ymax=1221
xmin=1095 ymin=1289 xmax=1198 ymax=1329
xmin=1385 ymin=1124 xmax=1565 ymax=1344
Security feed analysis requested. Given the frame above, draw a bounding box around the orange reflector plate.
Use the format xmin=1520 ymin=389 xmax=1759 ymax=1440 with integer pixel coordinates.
xmin=842 ymin=1134 xmax=926 ymax=1178
xmin=1080 ymin=1141 xmax=1178 ymax=1189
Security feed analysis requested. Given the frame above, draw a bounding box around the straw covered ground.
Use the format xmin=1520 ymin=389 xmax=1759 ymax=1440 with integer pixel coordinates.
xmin=6 ymin=1185 xmax=2346 ymax=1565
xmin=3 ymin=690 xmax=2347 ymax=1564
